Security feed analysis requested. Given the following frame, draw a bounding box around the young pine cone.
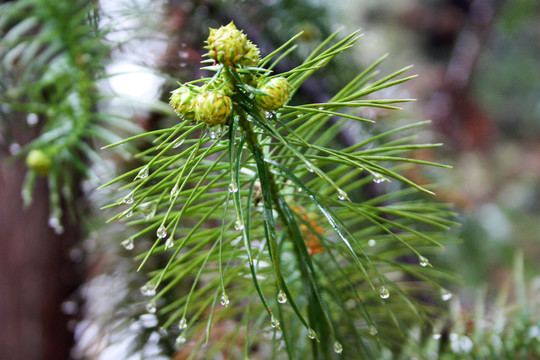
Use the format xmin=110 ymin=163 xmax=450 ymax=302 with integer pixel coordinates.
xmin=255 ymin=77 xmax=291 ymax=111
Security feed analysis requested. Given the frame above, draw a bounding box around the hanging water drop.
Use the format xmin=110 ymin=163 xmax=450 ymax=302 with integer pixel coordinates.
xmin=156 ymin=225 xmax=167 ymax=239
xmin=146 ymin=301 xmax=157 ymax=314
xmin=228 ymin=181 xmax=238 ymax=193
xmin=165 ymin=237 xmax=174 ymax=249
xmin=337 ymin=189 xmax=347 ymax=201
xmin=220 ymin=292 xmax=230 ymax=307
xmin=297 ymin=187 xmax=302 ymax=192
xmin=441 ymin=288 xmax=453 ymax=301
xmin=172 ymin=137 xmax=185 ymax=148
xmin=122 ymin=209 xmax=133 ymax=218
xmin=178 ymin=317 xmax=188 ymax=330
xmin=318 ymin=106 xmax=324 ymax=110
xmin=368 ymin=239 xmax=376 ymax=247
xmin=379 ymin=286 xmax=390 ymax=299
xmin=373 ymin=173 xmax=386 ymax=184
xmin=48 ymin=216 xmax=64 ymax=235
xmin=139 ymin=314 xmax=158 ymax=328
xmin=307 ymin=328 xmax=316 ymax=340
xmin=121 ymin=238 xmax=134 ymax=250
xmin=139 ymin=201 xmax=153 ymax=216
xmin=135 ymin=166 xmax=149 ymax=180
xmin=277 ymin=290 xmax=287 ymax=304
xmin=306 ymin=163 xmax=315 ymax=173
xmin=170 ymin=184 xmax=179 ymax=198
xmin=158 ymin=327 xmax=168 ymax=337
xmin=175 ymin=334 xmax=186 ymax=346
xmin=369 ymin=325 xmax=378 ymax=336
xmin=140 ymin=283 xmax=156 ymax=297
xmin=419 ymin=256 xmax=431 ymax=267
xmin=26 ymin=113 xmax=38 ymax=126
xmin=234 ymin=218 xmax=244 ymax=231
xmin=122 ymin=191 xmax=134 ymax=204
xmin=333 ymin=341 xmax=343 ymax=354
xmin=270 ymin=314 xmax=280 ymax=328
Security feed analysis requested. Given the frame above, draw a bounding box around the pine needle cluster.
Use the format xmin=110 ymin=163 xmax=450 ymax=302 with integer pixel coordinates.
xmin=104 ymin=23 xmax=457 ymax=358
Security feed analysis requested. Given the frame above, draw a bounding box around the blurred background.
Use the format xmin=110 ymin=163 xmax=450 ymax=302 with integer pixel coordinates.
xmin=1 ymin=0 xmax=539 ymax=358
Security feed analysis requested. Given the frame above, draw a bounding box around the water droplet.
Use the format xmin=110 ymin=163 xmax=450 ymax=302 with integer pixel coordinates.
xmin=122 ymin=191 xmax=134 ymax=204
xmin=270 ymin=314 xmax=280 ymax=328
xmin=333 ymin=341 xmax=343 ymax=354
xmin=220 ymin=292 xmax=230 ymax=307
xmin=135 ymin=166 xmax=149 ymax=179
xmin=122 ymin=209 xmax=133 ymax=218
xmin=337 ymin=189 xmax=347 ymax=201
xmin=173 ymin=137 xmax=184 ymax=148
xmin=307 ymin=328 xmax=316 ymax=340
xmin=527 ymin=325 xmax=540 ymax=339
xmin=9 ymin=143 xmax=21 ymax=155
xmin=234 ymin=218 xmax=244 ymax=231
xmin=27 ymin=113 xmax=38 ymax=126
xmin=146 ymin=302 xmax=157 ymax=313
xmin=48 ymin=216 xmax=64 ymax=235
xmin=158 ymin=327 xmax=168 ymax=337
xmin=178 ymin=317 xmax=187 ymax=330
xmin=140 ymin=284 xmax=156 ymax=297
xmin=207 ymin=125 xmax=224 ymax=140
xmin=277 ymin=290 xmax=287 ymax=304
xmin=369 ymin=325 xmax=378 ymax=336
xmin=373 ymin=173 xmax=386 ymax=184
xmin=170 ymin=184 xmax=179 ymax=198
xmin=61 ymin=300 xmax=79 ymax=315
xmin=433 ymin=333 xmax=441 ymax=340
xmin=297 ymin=187 xmax=302 ymax=192
xmin=140 ymin=314 xmax=158 ymax=328
xmin=165 ymin=237 xmax=174 ymax=249
xmin=48 ymin=216 xmax=60 ymax=229
xmin=122 ymin=238 xmax=134 ymax=250
xmin=379 ymin=286 xmax=390 ymax=299
xmin=368 ymin=239 xmax=376 ymax=247
xmin=175 ymin=334 xmax=186 ymax=346
xmin=419 ymin=256 xmax=430 ymax=267
xmin=157 ymin=225 xmax=167 ymax=239
xmin=54 ymin=224 xmax=64 ymax=235
xmin=441 ymin=288 xmax=453 ymax=301
xmin=228 ymin=181 xmax=238 ymax=193
xmin=318 ymin=106 xmax=324 ymax=110
xmin=459 ymin=335 xmax=473 ymax=353
xmin=139 ymin=201 xmax=153 ymax=215
xmin=306 ymin=163 xmax=315 ymax=173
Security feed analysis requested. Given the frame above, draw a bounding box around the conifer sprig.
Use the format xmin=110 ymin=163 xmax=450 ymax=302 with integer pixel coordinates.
xmin=105 ymin=23 xmax=456 ymax=358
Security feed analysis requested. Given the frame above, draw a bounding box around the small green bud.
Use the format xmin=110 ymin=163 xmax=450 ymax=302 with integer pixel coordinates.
xmin=170 ymin=86 xmax=198 ymax=121
xmin=194 ymin=91 xmax=232 ymax=127
xmin=26 ymin=149 xmax=52 ymax=176
xmin=255 ymin=77 xmax=292 ymax=111
xmin=206 ymin=22 xmax=248 ymax=67
xmin=205 ymin=76 xmax=236 ymax=97
xmin=239 ymin=40 xmax=260 ymax=66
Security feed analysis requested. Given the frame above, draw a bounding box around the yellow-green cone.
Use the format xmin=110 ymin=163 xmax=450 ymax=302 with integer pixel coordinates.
xmin=194 ymin=91 xmax=232 ymax=127
xmin=255 ymin=77 xmax=292 ymax=111
xmin=170 ymin=86 xmax=198 ymax=121
xmin=239 ymin=40 xmax=260 ymax=66
xmin=206 ymin=22 xmax=248 ymax=67
xmin=26 ymin=149 xmax=52 ymax=176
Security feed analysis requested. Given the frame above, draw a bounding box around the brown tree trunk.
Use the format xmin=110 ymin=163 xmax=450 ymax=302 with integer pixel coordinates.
xmin=0 ymin=144 xmax=81 ymax=359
